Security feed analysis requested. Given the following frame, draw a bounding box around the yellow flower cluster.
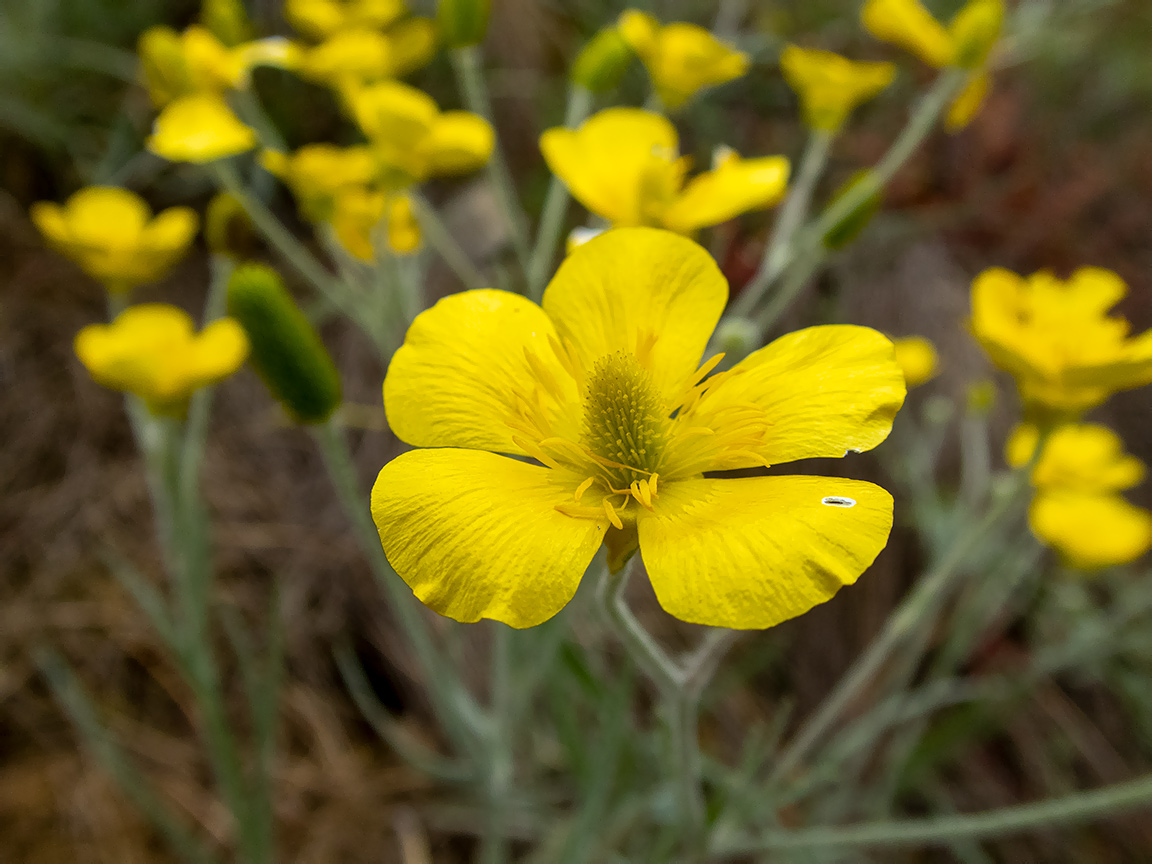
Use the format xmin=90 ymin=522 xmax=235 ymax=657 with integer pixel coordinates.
xmin=1007 ymin=424 xmax=1152 ymax=570
xmin=372 ymin=229 xmax=905 ymax=628
xmin=31 ymin=187 xmax=198 ymax=293
xmin=862 ymin=0 xmax=1004 ymax=130
xmin=541 ymin=108 xmax=788 ymax=235
xmin=75 ymin=304 xmax=249 ymax=415
xmin=618 ymin=10 xmax=749 ymax=109
xmin=970 ymin=267 xmax=1152 ymax=414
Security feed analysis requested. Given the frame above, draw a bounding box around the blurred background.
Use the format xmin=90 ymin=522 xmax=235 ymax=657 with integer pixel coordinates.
xmin=3 ymin=0 xmax=1152 ymax=860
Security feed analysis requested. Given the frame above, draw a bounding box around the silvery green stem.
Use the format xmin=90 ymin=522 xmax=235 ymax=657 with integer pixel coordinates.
xmin=730 ymin=129 xmax=833 ymax=320
xmin=451 ymin=45 xmax=532 ymax=275
xmin=526 ymin=85 xmax=595 ymax=301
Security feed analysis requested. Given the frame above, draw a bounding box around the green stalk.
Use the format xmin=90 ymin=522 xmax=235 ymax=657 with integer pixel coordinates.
xmin=310 ymin=419 xmax=486 ymax=758
xmin=450 ymin=45 xmax=532 ymax=275
xmin=479 ymin=624 xmax=513 ymax=864
xmin=752 ymin=69 xmax=967 ymax=335
xmin=409 ymin=192 xmax=489 ymax=293
xmin=526 ymin=85 xmax=594 ymax=301
xmin=729 ymin=129 xmax=833 ymax=320
xmin=712 ymin=773 xmax=1152 ymax=855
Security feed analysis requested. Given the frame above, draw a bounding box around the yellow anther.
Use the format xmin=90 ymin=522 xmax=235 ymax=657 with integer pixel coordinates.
xmin=574 ymin=476 xmax=595 ymax=502
xmin=649 ymin=473 xmax=659 ymax=497
xmin=602 ymin=496 xmax=624 ymax=530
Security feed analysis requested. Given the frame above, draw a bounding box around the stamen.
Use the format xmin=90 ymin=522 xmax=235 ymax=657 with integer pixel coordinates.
xmin=602 ymin=497 xmax=623 ymax=530
xmin=574 ymin=476 xmax=595 ymax=502
xmin=524 ymin=348 xmax=565 ymax=403
xmin=511 ymin=435 xmax=560 ymax=469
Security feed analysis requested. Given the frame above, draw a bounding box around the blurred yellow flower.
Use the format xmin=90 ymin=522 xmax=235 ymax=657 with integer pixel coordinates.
xmin=147 ymin=93 xmax=259 ymax=163
xmin=75 ymin=304 xmax=249 ymax=415
xmin=297 ymin=20 xmax=436 ymax=88
xmin=862 ymin=0 xmax=1003 ymax=130
xmin=138 ymin=24 xmax=301 ymax=107
xmin=1007 ymin=423 xmax=1152 ymax=569
xmin=286 ymin=0 xmax=407 ymax=40
xmin=350 ymin=81 xmax=493 ymax=186
xmin=780 ymin=45 xmax=896 ymax=133
xmin=970 ymin=266 xmax=1152 ymax=413
xmin=541 ymin=108 xmax=788 ymax=234
xmin=261 ymin=144 xmax=378 ymax=222
xmin=372 ymin=228 xmax=905 ymax=628
xmin=329 ymin=187 xmax=421 ymax=258
xmin=891 ymin=336 xmax=938 ymax=387
xmin=618 ymin=10 xmax=749 ymax=109
xmin=31 ymin=187 xmax=198 ymax=293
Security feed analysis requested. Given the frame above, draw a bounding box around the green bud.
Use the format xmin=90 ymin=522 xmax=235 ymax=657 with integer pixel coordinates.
xmin=822 ymin=169 xmax=882 ymax=250
xmin=438 ymin=0 xmax=490 ymax=48
xmin=571 ymin=27 xmax=634 ymax=93
xmin=226 ymin=263 xmax=342 ymax=424
xmin=201 ymin=0 xmax=253 ymax=47
xmin=205 ymin=191 xmax=257 ymax=259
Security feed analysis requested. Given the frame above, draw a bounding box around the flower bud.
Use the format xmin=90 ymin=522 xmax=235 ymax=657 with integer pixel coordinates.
xmin=571 ymin=27 xmax=634 ymax=93
xmin=822 ymin=170 xmax=881 ymax=249
xmin=437 ymin=0 xmax=490 ymax=48
xmin=201 ymin=0 xmax=252 ymax=47
xmin=226 ymin=263 xmax=342 ymax=424
xmin=204 ymin=191 xmax=256 ymax=259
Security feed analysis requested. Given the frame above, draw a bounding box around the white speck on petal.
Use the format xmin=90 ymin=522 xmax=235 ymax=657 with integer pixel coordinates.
xmin=822 ymin=496 xmax=856 ymax=508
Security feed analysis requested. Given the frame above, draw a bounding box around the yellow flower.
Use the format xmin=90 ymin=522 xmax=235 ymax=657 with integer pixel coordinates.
xmin=780 ymin=45 xmax=895 ymax=133
xmin=75 ymin=304 xmax=249 ymax=415
xmin=30 ymin=187 xmax=198 ymax=293
xmin=371 ymin=228 xmax=905 ymax=628
xmin=891 ymin=336 xmax=938 ymax=387
xmin=1007 ymin=423 xmax=1152 ymax=569
xmin=541 ymin=108 xmax=788 ymax=234
xmin=329 ymin=187 xmax=421 ymax=259
xmin=350 ymin=81 xmax=493 ymax=187
xmin=970 ymin=266 xmax=1152 ymax=413
xmin=286 ymin=0 xmax=407 ymax=40
xmin=297 ymin=20 xmax=436 ymax=88
xmin=147 ymin=93 xmax=259 ymax=163
xmin=618 ymin=10 xmax=749 ymax=110
xmin=261 ymin=144 xmax=378 ymax=222
xmin=138 ymin=24 xmax=301 ymax=107
xmin=862 ymin=0 xmax=1003 ymax=130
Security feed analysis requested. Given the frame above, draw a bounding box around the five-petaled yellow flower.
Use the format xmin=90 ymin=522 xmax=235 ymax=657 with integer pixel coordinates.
xmin=618 ymin=10 xmax=749 ymax=110
xmin=147 ymin=93 xmax=259 ymax=163
xmin=371 ymin=229 xmax=905 ymax=629
xmin=31 ymin=187 xmax=199 ymax=293
xmin=138 ymin=24 xmax=300 ymax=107
xmin=861 ymin=0 xmax=1003 ymax=130
xmin=75 ymin=304 xmax=249 ymax=415
xmin=892 ymin=336 xmax=939 ymax=387
xmin=970 ymin=266 xmax=1152 ymax=414
xmin=1007 ymin=424 xmax=1152 ymax=570
xmin=780 ymin=45 xmax=896 ymax=133
xmin=541 ymin=108 xmax=789 ymax=235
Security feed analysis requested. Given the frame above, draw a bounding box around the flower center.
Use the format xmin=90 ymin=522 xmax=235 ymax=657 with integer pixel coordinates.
xmin=581 ymin=351 xmax=670 ymax=488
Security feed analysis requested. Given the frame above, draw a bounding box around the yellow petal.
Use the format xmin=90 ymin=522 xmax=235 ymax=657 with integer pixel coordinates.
xmin=286 ymin=0 xmax=406 ymax=40
xmin=190 ymin=317 xmax=251 ymax=382
xmin=352 ymin=80 xmax=439 ymax=180
xmin=330 ymin=187 xmax=385 ymax=261
xmin=662 ymin=153 xmax=789 ymax=233
xmin=1007 ymin=423 xmax=1145 ymax=494
xmin=641 ymin=21 xmax=750 ymax=110
xmin=371 ymin=449 xmax=608 ymax=627
xmin=146 ymin=93 xmax=258 ymax=163
xmin=779 ymin=44 xmax=896 ymax=132
xmin=948 ymin=0 xmax=1003 ymax=69
xmin=385 ymin=289 xmax=575 ymax=453
xmin=945 ymin=69 xmax=990 ymax=131
xmin=638 ymin=475 xmax=893 ymax=628
xmin=541 ymin=227 xmax=727 ymax=405
xmin=891 ymin=335 xmax=938 ymax=387
xmin=298 ymin=28 xmax=391 ymax=85
xmin=386 ymin=194 xmax=421 ymax=253
xmin=138 ymin=26 xmax=192 ymax=106
xmin=426 ymin=111 xmax=494 ymax=175
xmin=861 ymin=0 xmax=955 ymax=67
xmin=694 ymin=325 xmax=905 ymax=466
xmin=385 ymin=16 xmax=438 ymax=77
xmin=617 ymin=10 xmax=658 ymax=58
xmin=539 ymin=108 xmax=679 ymax=226
xmin=1031 ymin=491 xmax=1152 ymax=570
xmin=141 ymin=206 xmax=200 ymax=261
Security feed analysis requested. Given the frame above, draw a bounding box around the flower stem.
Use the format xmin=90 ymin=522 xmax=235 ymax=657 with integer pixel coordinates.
xmin=450 ymin=45 xmax=532 ymax=276
xmin=751 ymin=68 xmax=967 ymax=336
xmin=729 ymin=129 xmax=833 ymax=320
xmin=526 ymin=85 xmax=595 ymax=301
xmin=479 ymin=624 xmax=513 ymax=864
xmin=409 ymin=192 xmax=489 ymax=293
xmin=310 ymin=419 xmax=486 ymax=759
xmin=712 ymin=773 xmax=1152 ymax=855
